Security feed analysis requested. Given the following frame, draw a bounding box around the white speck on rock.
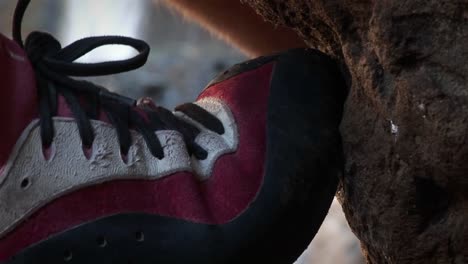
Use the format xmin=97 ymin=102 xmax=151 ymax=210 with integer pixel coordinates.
xmin=390 ymin=120 xmax=399 ymax=135
xmin=418 ymin=103 xmax=427 ymax=119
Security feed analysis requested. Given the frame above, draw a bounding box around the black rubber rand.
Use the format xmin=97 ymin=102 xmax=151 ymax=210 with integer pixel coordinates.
xmin=5 ymin=48 xmax=347 ymax=264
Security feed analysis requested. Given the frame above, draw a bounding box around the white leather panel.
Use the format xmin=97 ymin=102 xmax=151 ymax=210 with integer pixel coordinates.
xmin=0 ymin=97 xmax=238 ymax=238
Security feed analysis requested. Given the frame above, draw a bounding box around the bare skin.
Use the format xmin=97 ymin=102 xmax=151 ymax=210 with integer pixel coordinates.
xmin=160 ymin=0 xmax=306 ymax=57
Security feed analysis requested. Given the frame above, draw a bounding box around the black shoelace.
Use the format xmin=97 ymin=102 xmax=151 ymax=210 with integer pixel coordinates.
xmin=13 ymin=0 xmax=225 ymax=160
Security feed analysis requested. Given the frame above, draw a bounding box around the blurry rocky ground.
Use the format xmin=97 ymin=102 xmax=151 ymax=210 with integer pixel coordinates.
xmin=0 ymin=1 xmax=363 ymax=263
xmin=296 ymin=200 xmax=364 ymax=264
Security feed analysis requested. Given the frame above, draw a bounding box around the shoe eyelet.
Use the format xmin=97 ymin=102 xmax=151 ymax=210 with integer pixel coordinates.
xmin=120 ymin=146 xmax=142 ymax=166
xmin=120 ymin=150 xmax=129 ymax=165
xmin=82 ymin=143 xmax=93 ymax=160
xmin=154 ymin=153 xmax=164 ymax=161
xmin=42 ymin=143 xmax=56 ymax=161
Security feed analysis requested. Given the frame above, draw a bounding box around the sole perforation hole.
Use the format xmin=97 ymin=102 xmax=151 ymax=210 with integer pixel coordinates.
xmin=63 ymin=250 xmax=73 ymax=262
xmin=135 ymin=231 xmax=144 ymax=242
xmin=97 ymin=236 xmax=107 ymax=248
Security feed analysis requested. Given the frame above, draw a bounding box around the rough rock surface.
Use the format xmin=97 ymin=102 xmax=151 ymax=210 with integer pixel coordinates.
xmin=244 ymin=0 xmax=468 ymax=263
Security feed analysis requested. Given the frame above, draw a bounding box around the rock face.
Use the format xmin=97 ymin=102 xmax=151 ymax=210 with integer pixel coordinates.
xmin=245 ymin=0 xmax=468 ymax=263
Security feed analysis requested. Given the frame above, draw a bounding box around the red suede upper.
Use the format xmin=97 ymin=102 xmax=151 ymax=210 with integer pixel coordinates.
xmin=0 ymin=33 xmax=273 ymax=261
xmin=0 ymin=35 xmax=38 ymax=176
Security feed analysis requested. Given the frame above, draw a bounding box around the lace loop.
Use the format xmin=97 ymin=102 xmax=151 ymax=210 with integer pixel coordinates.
xmin=23 ymin=31 xmax=150 ymax=78
xmin=51 ymin=36 xmax=150 ymax=76
xmin=13 ymin=0 xmax=224 ymax=161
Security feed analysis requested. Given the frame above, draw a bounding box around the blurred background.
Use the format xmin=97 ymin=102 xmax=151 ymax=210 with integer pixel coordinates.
xmin=0 ymin=1 xmax=364 ymax=263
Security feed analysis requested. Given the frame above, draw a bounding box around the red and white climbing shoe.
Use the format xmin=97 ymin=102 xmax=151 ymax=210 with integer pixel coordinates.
xmin=0 ymin=1 xmax=347 ymax=263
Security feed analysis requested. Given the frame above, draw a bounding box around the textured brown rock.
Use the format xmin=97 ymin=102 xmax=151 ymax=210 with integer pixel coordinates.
xmin=243 ymin=0 xmax=468 ymax=263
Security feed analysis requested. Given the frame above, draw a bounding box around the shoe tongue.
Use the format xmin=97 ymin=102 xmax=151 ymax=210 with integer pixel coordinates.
xmin=55 ymin=95 xmax=107 ymax=121
xmin=56 ymin=93 xmax=149 ymax=126
xmin=0 ymin=34 xmax=39 ymax=172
